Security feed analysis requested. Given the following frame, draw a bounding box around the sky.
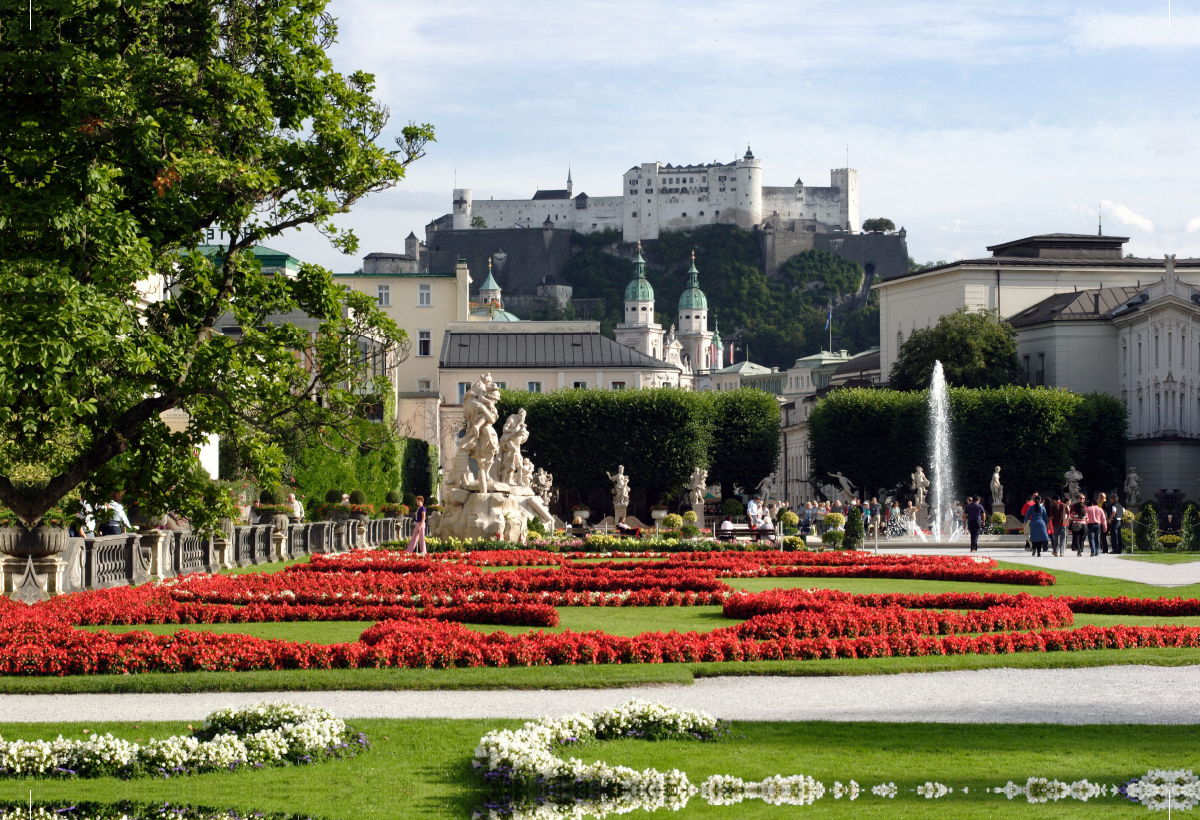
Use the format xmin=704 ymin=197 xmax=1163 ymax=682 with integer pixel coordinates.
xmin=271 ymin=0 xmax=1200 ymax=272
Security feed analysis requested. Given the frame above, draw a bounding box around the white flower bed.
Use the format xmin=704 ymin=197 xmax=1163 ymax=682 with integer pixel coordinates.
xmin=1126 ymin=769 xmax=1200 ymax=810
xmin=0 ymin=702 xmax=365 ymax=778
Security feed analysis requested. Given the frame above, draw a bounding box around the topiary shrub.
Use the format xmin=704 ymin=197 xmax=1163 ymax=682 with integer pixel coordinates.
xmin=324 ymin=488 xmax=343 ymax=504
xmin=843 ymin=507 xmax=864 ymax=550
xmin=662 ymin=513 xmax=684 ymax=529
xmin=1159 ymin=534 xmax=1183 ymax=552
xmin=1136 ymin=502 xmax=1159 ymax=552
xmin=682 ymin=510 xmax=698 ymax=523
xmin=1181 ymin=503 xmax=1200 ymax=551
xmin=348 ymin=489 xmax=367 ymax=505
xmin=259 ymin=485 xmax=287 ymax=505
xmin=385 ymin=490 xmax=401 ymax=505
xmin=779 ymin=510 xmax=799 ymax=529
xmin=822 ymin=530 xmax=844 ymax=548
xmin=720 ymin=498 xmax=744 ymax=517
xmin=823 ymin=512 xmax=845 ymax=530
xmin=680 ymin=524 xmax=700 ymax=539
xmin=990 ymin=512 xmax=1007 ymax=526
xmin=783 ymin=535 xmax=807 ymax=552
xmin=402 ymin=492 xmax=417 ymax=509
xmin=528 ymin=517 xmax=547 ymax=536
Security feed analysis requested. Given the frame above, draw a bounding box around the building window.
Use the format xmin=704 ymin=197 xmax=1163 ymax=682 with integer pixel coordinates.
xmin=457 ymin=382 xmax=470 ymax=404
xmin=1157 ymin=393 xmax=1162 ymax=428
xmin=495 ymin=382 xmax=507 ymax=390
xmin=631 ymin=212 xmax=637 ymax=217
xmin=1139 ymin=341 xmax=1143 ymax=371
xmin=1023 ymin=355 xmax=1030 ymax=384
xmin=682 ymin=212 xmax=687 ymax=217
xmin=611 ymin=381 xmax=626 ymax=390
xmin=573 ymin=381 xmax=587 ymax=389
xmin=376 ymin=284 xmax=390 ymax=306
xmin=1036 ymin=353 xmax=1045 ymax=386
xmin=417 ymin=330 xmax=431 ymax=357
xmin=1156 ymin=335 xmax=1160 ymax=367
xmin=418 ymin=284 xmax=432 ymax=306
xmin=416 ymin=378 xmax=431 ymax=392
xmin=527 ymin=381 xmax=541 ymax=392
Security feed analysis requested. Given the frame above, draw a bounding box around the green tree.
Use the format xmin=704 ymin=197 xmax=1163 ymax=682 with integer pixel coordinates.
xmin=0 ymin=0 xmax=433 ymax=528
xmin=470 ymin=215 xmax=488 ymax=229
xmin=889 ymin=308 xmax=1022 ymax=390
xmin=705 ymin=389 xmax=781 ymax=501
xmin=861 ymin=218 xmax=895 ymax=232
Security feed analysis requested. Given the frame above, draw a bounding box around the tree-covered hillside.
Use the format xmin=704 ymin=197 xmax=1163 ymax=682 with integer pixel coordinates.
xmin=558 ymin=227 xmax=879 ymax=370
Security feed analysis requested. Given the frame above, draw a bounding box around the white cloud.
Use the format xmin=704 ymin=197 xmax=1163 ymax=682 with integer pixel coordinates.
xmin=1188 ymin=215 xmax=1200 ymax=233
xmin=1100 ymin=200 xmax=1154 ymax=234
xmin=1068 ymin=12 xmax=1200 ymax=48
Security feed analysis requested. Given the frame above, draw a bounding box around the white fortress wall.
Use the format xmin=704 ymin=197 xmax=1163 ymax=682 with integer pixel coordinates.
xmin=577 ymin=196 xmax=623 ymax=234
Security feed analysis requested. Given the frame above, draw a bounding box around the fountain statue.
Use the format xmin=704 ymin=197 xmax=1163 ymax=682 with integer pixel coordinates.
xmin=1064 ymin=465 xmax=1083 ymax=498
xmin=687 ymin=466 xmax=708 ymax=521
xmin=911 ymin=466 xmax=930 ymax=509
xmin=828 ymin=471 xmax=857 ymax=505
xmin=989 ymin=466 xmax=1005 ymax=511
xmin=435 ymin=373 xmax=553 ymax=540
xmin=1124 ymin=467 xmax=1141 ymax=508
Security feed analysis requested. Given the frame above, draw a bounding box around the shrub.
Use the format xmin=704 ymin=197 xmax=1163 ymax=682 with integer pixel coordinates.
xmin=783 ymin=535 xmax=808 ymax=551
xmin=822 ymin=530 xmax=844 ymax=548
xmin=528 ymin=517 xmax=547 ymax=536
xmin=682 ymin=510 xmax=698 ymax=523
xmin=784 ymin=526 xmax=799 ymax=536
xmin=824 ymin=512 xmax=845 ymax=530
xmin=1136 ymin=503 xmax=1159 ymax=552
xmin=287 ymin=418 xmax=402 ymax=510
xmin=1182 ymin=503 xmax=1200 ymax=551
xmin=1159 ymin=534 xmax=1183 ymax=551
xmin=662 ymin=513 xmax=684 ymax=529
xmin=843 ymin=507 xmax=864 ymax=550
xmin=324 ymin=488 xmax=343 ymax=504
xmin=259 ymin=485 xmax=287 ymax=505
xmin=720 ymin=498 xmax=744 ymax=517
xmin=385 ymin=490 xmax=401 ymax=504
xmin=402 ymin=492 xmax=417 ymax=509
xmin=779 ymin=510 xmax=799 ymax=528
xmin=680 ymin=524 xmax=700 ymax=539
xmin=990 ymin=512 xmax=1007 ymax=526
xmin=348 ymin=489 xmax=367 ymax=505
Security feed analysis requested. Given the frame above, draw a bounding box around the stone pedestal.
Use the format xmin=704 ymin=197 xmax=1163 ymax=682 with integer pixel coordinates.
xmin=691 ymin=503 xmax=705 ymax=528
xmin=991 ymin=502 xmax=1006 ymax=520
xmin=916 ymin=504 xmax=929 ymax=529
xmin=271 ymin=529 xmax=286 ymax=562
xmin=3 ymin=555 xmax=67 ymax=601
xmin=614 ymin=504 xmax=627 ymax=524
xmin=140 ymin=530 xmax=171 ymax=580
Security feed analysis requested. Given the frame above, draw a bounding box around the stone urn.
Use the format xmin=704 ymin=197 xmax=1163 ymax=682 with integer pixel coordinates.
xmin=574 ymin=510 xmax=590 ymax=522
xmin=651 ymin=509 xmax=668 ymax=522
xmin=268 ymin=513 xmax=291 ymax=532
xmin=348 ymin=511 xmax=370 ymax=526
xmin=0 ymin=526 xmax=69 ymax=558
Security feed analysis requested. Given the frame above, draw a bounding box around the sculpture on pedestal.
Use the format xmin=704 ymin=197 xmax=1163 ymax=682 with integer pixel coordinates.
xmin=989 ymin=466 xmax=1004 ymax=508
xmin=1064 ymin=465 xmax=1083 ymax=498
xmin=828 ymin=471 xmax=856 ymax=505
xmin=756 ymin=472 xmax=777 ymax=503
xmin=687 ymin=467 xmax=708 ymax=506
xmin=435 ymin=373 xmax=553 ymax=541
xmin=533 ymin=468 xmax=555 ymax=505
xmin=911 ymin=466 xmax=929 ymax=509
xmin=607 ymin=465 xmax=630 ymax=508
xmin=1125 ymin=467 xmax=1141 ymax=507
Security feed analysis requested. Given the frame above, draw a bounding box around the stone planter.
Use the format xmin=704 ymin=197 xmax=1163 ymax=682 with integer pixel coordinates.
xmin=269 ymin=513 xmax=291 ymax=532
xmin=574 ymin=510 xmax=590 ymax=522
xmin=348 ymin=512 xmax=370 ymax=526
xmin=651 ymin=509 xmax=668 ymax=521
xmin=0 ymin=526 xmax=68 ymax=558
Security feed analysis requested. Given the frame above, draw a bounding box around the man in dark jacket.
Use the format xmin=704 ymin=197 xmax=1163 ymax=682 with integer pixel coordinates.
xmin=963 ymin=496 xmax=986 ymax=552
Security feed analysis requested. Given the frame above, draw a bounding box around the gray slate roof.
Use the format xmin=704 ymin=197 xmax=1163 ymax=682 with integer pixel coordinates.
xmin=1007 ymin=286 xmax=1144 ymax=328
xmin=440 ymin=332 xmax=680 ymax=370
xmin=833 ymin=349 xmax=881 ymax=375
xmin=882 ymin=256 xmax=1200 ymax=282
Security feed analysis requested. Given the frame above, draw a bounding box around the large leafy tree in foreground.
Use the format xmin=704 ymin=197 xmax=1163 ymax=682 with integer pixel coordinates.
xmin=889 ymin=308 xmax=1022 ymax=390
xmin=0 ymin=0 xmax=432 ymax=527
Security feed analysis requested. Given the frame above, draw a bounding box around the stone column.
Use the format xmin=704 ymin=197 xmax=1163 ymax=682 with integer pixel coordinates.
xmin=271 ymin=526 xmax=287 ymax=562
xmin=140 ymin=530 xmax=172 ymax=581
xmin=614 ymin=504 xmax=627 ymax=525
xmin=691 ymin=502 xmax=705 ymax=528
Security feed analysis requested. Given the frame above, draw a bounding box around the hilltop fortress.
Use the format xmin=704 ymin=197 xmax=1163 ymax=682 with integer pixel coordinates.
xmin=420 ymin=148 xmax=906 ymax=295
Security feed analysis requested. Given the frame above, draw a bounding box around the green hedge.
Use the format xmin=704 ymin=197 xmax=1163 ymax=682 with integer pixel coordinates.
xmin=808 ymin=386 xmax=1127 ymax=506
xmin=284 ymin=418 xmax=400 ymax=511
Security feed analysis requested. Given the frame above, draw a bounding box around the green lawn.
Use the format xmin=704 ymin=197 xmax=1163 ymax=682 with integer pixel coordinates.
xmin=0 ymin=718 xmax=1194 ymax=820
xmin=1119 ymin=553 xmax=1200 ymax=564
xmin=219 ymin=555 xmax=311 ymax=575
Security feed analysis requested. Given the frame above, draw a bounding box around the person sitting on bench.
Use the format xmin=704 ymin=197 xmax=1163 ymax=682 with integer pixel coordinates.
xmin=616 ymin=516 xmax=640 ymax=539
xmin=717 ymin=515 xmax=735 ymax=542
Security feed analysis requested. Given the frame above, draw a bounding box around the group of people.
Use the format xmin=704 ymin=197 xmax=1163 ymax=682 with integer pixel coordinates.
xmin=68 ymin=491 xmax=191 ymax=539
xmin=1019 ymin=492 xmax=1123 ymax=557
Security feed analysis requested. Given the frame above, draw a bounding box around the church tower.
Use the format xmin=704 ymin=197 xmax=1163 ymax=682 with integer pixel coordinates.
xmin=478 ymin=259 xmax=502 ymax=308
xmin=614 ymin=242 xmax=666 ymax=359
xmin=676 ymin=252 xmax=716 ymax=371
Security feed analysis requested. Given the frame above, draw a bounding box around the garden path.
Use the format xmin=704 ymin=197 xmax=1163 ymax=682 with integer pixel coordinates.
xmin=1 ymin=666 xmax=1197 ymax=724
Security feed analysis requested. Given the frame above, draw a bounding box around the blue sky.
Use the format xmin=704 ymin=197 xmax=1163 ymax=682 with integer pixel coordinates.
xmin=273 ymin=0 xmax=1200 ymax=271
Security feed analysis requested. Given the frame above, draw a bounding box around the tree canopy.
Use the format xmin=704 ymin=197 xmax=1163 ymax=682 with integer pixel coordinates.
xmin=0 ymin=0 xmax=433 ymax=528
xmin=862 ymin=218 xmax=895 ymax=232
xmin=889 ymin=308 xmax=1023 ymax=390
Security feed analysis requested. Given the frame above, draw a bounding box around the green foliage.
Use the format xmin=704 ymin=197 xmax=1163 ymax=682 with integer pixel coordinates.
xmin=1136 ymin=503 xmax=1160 ymax=552
xmin=779 ymin=510 xmax=799 ymax=528
xmin=862 ymin=218 xmax=896 ymax=232
xmin=0 ymin=0 xmax=431 ymax=529
xmin=259 ymin=486 xmax=287 ymax=505
xmin=348 ymin=489 xmax=367 ymax=505
xmin=1159 ymin=534 xmax=1183 ymax=551
xmin=990 ymin=512 xmax=1007 ymax=526
xmin=402 ymin=492 xmax=417 ymax=509
xmin=706 ymin=390 xmax=781 ymax=499
xmin=682 ymin=510 xmax=698 ymax=523
xmin=843 ymin=507 xmax=865 ymax=550
xmin=528 ymin=517 xmax=547 ymax=537
xmin=680 ymin=524 xmax=701 ymax=538
xmin=470 ymin=216 xmax=487 ymax=229
xmin=720 ymin=498 xmax=744 ymax=516
xmin=1182 ymin=503 xmax=1200 ymax=551
xmin=385 ymin=491 xmax=401 ymax=504
xmin=560 ymin=228 xmax=877 ymax=368
xmin=287 ymin=419 xmax=400 ymax=512
xmin=889 ymin=308 xmax=1022 ymax=390
xmin=496 ymin=388 xmax=710 ymax=508
xmin=824 ymin=512 xmax=846 ymax=530
xmin=808 ymin=386 xmax=1127 ymax=506
xmin=662 ymin=513 xmax=684 ymax=529
xmin=822 ymin=530 xmax=844 ymax=547
xmin=399 ymin=438 xmax=437 ymax=499
xmin=324 ymin=489 xmax=343 ymax=504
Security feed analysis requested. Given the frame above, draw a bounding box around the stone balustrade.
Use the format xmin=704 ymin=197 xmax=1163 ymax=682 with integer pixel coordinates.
xmin=51 ymin=516 xmax=402 ymax=595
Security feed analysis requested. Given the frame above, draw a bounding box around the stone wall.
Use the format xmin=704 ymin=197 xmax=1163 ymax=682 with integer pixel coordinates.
xmin=424 ymin=227 xmax=575 ymax=295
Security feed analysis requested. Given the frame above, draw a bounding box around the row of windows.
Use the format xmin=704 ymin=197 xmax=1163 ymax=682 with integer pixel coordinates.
xmin=1123 ymin=331 xmax=1194 ymax=375
xmin=454 ymin=380 xmax=626 ymax=403
xmin=375 ymin=283 xmax=431 ymax=307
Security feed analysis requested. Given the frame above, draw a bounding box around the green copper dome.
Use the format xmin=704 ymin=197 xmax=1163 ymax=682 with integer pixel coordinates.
xmin=624 ymin=245 xmax=654 ymax=302
xmin=677 ymin=259 xmax=708 ymax=310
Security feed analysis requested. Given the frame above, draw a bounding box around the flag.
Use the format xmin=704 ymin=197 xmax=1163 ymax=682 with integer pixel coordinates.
xmin=825 ymin=303 xmax=832 ymax=330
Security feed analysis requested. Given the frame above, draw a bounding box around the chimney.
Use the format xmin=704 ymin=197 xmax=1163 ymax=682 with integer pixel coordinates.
xmin=1094 ymin=292 xmax=1100 ymax=315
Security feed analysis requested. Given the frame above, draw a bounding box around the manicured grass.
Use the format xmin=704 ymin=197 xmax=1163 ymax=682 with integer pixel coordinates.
xmin=0 ymin=718 xmax=1195 ymax=819
xmin=1119 ymin=553 xmax=1200 ymax=564
xmin=220 ymin=555 xmax=311 ymax=575
xmin=82 ymin=621 xmax=377 ymax=644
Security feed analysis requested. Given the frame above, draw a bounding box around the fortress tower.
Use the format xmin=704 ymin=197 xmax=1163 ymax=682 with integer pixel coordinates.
xmin=452 ymin=188 xmax=473 ymax=230
xmin=733 ymin=146 xmax=763 ymax=230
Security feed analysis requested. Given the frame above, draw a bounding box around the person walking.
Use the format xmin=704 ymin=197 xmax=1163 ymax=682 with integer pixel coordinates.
xmin=1021 ymin=493 xmax=1034 ymax=551
xmin=1094 ymin=493 xmax=1109 ymax=553
xmin=405 ymin=495 xmax=428 ymax=555
xmin=1069 ymin=494 xmax=1088 ymax=556
xmin=1025 ymin=494 xmax=1050 ymax=557
xmin=1047 ymin=494 xmax=1067 ymax=557
xmin=963 ymin=495 xmax=986 ymax=552
xmin=1109 ymin=494 xmax=1125 ymax=554
xmin=1085 ymin=496 xmax=1107 ymax=557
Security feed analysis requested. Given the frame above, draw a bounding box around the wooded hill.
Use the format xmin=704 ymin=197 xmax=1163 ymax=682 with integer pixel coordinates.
xmin=543 ymin=227 xmax=879 ymax=370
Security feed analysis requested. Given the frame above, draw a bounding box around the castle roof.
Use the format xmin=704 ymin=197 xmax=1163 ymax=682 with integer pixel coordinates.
xmin=625 ymin=245 xmax=654 ymax=302
xmin=677 ymin=257 xmax=708 ymax=310
xmin=441 ymin=331 xmax=680 ymax=371
xmin=479 ymin=269 xmax=501 ymax=293
xmin=405 ymin=231 xmax=418 ymax=240
xmin=532 ymin=189 xmax=571 ymax=200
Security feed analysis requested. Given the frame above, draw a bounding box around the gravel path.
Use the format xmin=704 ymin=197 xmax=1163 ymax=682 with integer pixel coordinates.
xmin=3 ymin=666 xmax=1199 ymax=724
